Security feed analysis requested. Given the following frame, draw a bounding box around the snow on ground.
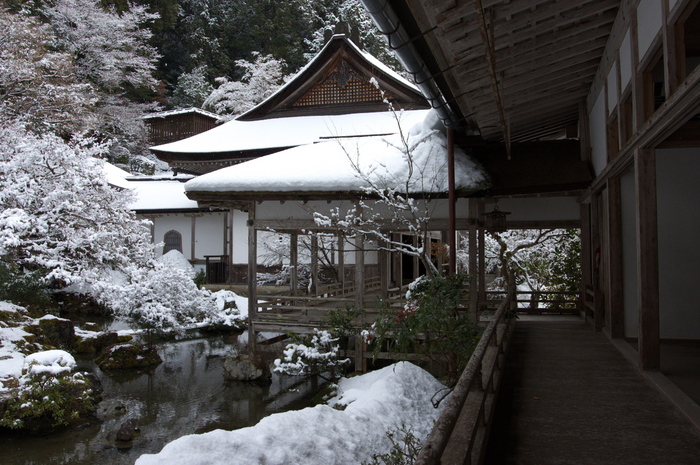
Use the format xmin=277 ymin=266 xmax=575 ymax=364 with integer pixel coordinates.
xmin=184 ymin=110 xmax=487 ymax=194
xmin=23 ymin=350 xmax=76 ymax=376
xmin=136 ymin=361 xmax=445 ymax=465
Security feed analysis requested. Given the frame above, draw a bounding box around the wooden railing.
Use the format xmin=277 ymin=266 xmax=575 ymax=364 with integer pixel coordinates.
xmin=415 ymin=284 xmax=516 ymax=465
xmin=483 ymin=289 xmax=580 ymax=314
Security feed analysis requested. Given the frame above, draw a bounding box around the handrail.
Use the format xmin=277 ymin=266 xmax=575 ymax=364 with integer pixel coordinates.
xmin=415 ymin=283 xmax=516 ymax=465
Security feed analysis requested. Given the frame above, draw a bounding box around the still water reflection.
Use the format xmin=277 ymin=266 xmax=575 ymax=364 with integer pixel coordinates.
xmin=2 ymin=335 xmax=322 ymax=465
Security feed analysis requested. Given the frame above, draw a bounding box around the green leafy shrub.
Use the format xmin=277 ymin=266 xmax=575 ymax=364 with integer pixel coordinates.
xmin=371 ymin=274 xmax=481 ymax=385
xmin=363 ymin=425 xmax=423 ymax=465
xmin=0 ymin=261 xmax=51 ymax=314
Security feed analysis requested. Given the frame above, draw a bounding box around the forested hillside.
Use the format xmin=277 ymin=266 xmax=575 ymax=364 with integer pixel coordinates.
xmin=1 ymin=0 xmax=398 ymax=172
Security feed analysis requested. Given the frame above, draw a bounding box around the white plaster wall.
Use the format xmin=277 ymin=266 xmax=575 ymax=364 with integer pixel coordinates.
xmin=590 ymin=90 xmax=608 ymax=175
xmin=607 ymin=61 xmax=619 ymax=114
xmin=494 ymin=196 xmax=580 ymax=223
xmin=637 ymin=0 xmax=663 ymax=62
xmin=620 ymin=29 xmax=633 ymax=93
xmin=232 ymin=209 xmax=249 ymax=264
xmin=153 ymin=215 xmax=193 ymax=259
xmin=620 ymin=170 xmax=639 ymax=338
xmin=656 ymin=148 xmax=700 ymax=339
xmin=194 ymin=213 xmax=226 ymax=259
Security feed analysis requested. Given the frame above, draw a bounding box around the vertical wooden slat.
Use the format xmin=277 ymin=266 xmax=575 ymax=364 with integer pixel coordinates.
xmin=354 ymin=202 xmax=365 ymax=310
xmin=635 ymin=148 xmax=660 ymax=370
xmin=477 ymin=199 xmax=486 ymax=312
xmin=607 ymin=177 xmax=625 ymax=337
xmin=448 ymin=127 xmax=457 ymax=275
xmin=311 ymin=234 xmax=319 ymax=296
xmin=468 ymin=199 xmax=478 ymax=317
xmin=290 ymin=232 xmax=298 ymax=295
xmin=247 ymin=202 xmax=257 ymax=352
xmin=337 ymin=234 xmax=345 ymax=290
xmin=580 ymin=203 xmax=593 ymax=319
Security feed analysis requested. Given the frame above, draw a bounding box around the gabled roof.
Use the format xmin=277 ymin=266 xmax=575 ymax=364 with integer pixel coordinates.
xmin=149 ymin=33 xmax=431 ymax=174
xmin=238 ymin=35 xmax=429 ymax=120
xmin=142 ymin=107 xmax=221 ymax=121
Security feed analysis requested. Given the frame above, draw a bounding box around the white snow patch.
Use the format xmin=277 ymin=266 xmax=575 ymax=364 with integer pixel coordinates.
xmin=23 ymin=350 xmax=76 ymax=376
xmin=135 ymin=362 xmax=445 ymax=465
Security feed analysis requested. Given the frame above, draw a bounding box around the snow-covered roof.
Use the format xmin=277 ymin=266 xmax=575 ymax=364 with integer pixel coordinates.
xmin=102 ymin=163 xmax=201 ymax=211
xmin=142 ymin=107 xmax=221 ymax=121
xmin=151 ymin=109 xmax=431 ymax=155
xmin=185 ymin=111 xmax=488 ymax=195
xmin=103 ymin=163 xmax=133 ymax=189
xmin=129 ymin=179 xmax=200 ymax=211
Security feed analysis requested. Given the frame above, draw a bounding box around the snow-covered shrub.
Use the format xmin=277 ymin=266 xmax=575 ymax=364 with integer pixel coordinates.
xmin=91 ymin=262 xmax=220 ymax=334
xmin=274 ymin=329 xmax=349 ymax=381
xmin=207 ymin=290 xmax=246 ymax=331
xmin=0 ymin=350 xmax=99 ymax=432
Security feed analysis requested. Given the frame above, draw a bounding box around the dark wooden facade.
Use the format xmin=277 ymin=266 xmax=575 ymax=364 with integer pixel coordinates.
xmin=144 ymin=108 xmax=219 ymax=145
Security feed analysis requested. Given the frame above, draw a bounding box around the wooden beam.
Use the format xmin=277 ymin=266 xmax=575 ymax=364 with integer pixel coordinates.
xmin=635 ymin=148 xmax=660 ymax=370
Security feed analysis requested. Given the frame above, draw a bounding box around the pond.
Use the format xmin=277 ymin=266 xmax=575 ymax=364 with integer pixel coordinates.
xmin=1 ymin=334 xmax=322 ymax=465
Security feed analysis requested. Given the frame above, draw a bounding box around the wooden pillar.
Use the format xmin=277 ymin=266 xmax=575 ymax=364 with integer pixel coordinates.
xmin=477 ymin=199 xmax=486 ymax=311
xmin=311 ymin=234 xmax=319 ymax=296
xmin=354 ymin=232 xmax=365 ymax=309
xmin=190 ymin=214 xmax=197 ymax=261
xmin=447 ymin=127 xmax=457 ymax=275
xmin=635 ymin=148 xmax=660 ymax=370
xmin=607 ymin=178 xmax=625 ymax=337
xmin=391 ymin=233 xmax=402 ymax=288
xmin=247 ymin=202 xmax=257 ymax=352
xmin=354 ymin=202 xmax=365 ymax=310
xmin=412 ymin=235 xmax=420 ymax=281
xmin=468 ymin=199 xmax=478 ymax=316
xmin=580 ymin=202 xmax=593 ymax=318
xmin=379 ymin=236 xmax=390 ymax=300
xmin=290 ymin=232 xmax=298 ymax=295
xmin=337 ymin=234 xmax=345 ymax=290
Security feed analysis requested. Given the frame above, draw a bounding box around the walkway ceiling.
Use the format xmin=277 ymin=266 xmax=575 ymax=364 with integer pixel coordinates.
xmin=368 ymin=0 xmax=621 ymax=143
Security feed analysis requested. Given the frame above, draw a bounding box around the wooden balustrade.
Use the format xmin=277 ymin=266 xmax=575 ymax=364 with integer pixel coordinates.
xmin=414 ymin=285 xmax=516 ymax=465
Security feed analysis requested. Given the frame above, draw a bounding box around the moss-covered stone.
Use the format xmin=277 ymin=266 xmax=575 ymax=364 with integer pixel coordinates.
xmin=74 ymin=331 xmax=120 ymax=356
xmin=96 ymin=343 xmax=162 ymax=370
xmin=24 ymin=316 xmax=75 ymax=351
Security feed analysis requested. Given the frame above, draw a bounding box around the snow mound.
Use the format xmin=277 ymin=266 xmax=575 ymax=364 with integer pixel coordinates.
xmin=23 ymin=350 xmax=76 ymax=376
xmin=136 ymin=362 xmax=446 ymax=465
xmin=157 ymin=250 xmax=195 ymax=278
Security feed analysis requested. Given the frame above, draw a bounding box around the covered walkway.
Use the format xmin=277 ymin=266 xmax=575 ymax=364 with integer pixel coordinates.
xmin=484 ymin=316 xmax=700 ymax=464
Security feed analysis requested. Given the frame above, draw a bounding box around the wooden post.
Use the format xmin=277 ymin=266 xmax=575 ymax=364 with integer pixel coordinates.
xmin=247 ymin=202 xmax=257 ymax=352
xmin=447 ymin=127 xmax=457 ymax=275
xmin=468 ymin=199 xmax=478 ymax=316
xmin=393 ymin=233 xmax=403 ymax=288
xmin=477 ymin=199 xmax=486 ymax=313
xmin=635 ymin=148 xmax=660 ymax=370
xmin=355 ymin=232 xmax=365 ymax=310
xmin=580 ymin=203 xmax=593 ymax=319
xmin=290 ymin=232 xmax=298 ymax=295
xmin=607 ymin=177 xmax=625 ymax=337
xmin=412 ymin=235 xmax=420 ymax=281
xmin=354 ymin=202 xmax=365 ymax=310
xmin=337 ymin=234 xmax=345 ymax=291
xmin=311 ymin=234 xmax=319 ymax=296
xmin=379 ymin=236 xmax=390 ymax=300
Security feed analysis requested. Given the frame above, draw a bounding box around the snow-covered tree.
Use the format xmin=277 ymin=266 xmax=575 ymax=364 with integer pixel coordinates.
xmin=203 ymin=53 xmax=288 ymax=118
xmin=0 ymin=122 xmax=219 ymax=332
xmin=44 ymin=0 xmax=160 ymax=92
xmin=0 ymin=7 xmax=98 ymax=135
xmin=170 ymin=65 xmax=215 ymax=109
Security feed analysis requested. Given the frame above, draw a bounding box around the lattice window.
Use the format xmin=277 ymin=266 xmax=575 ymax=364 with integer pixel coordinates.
xmin=163 ymin=230 xmax=183 ymax=254
xmin=293 ymin=59 xmax=388 ymax=107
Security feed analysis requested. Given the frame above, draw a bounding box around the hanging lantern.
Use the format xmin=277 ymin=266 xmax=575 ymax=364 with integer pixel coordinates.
xmin=484 ymin=200 xmax=510 ymax=232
